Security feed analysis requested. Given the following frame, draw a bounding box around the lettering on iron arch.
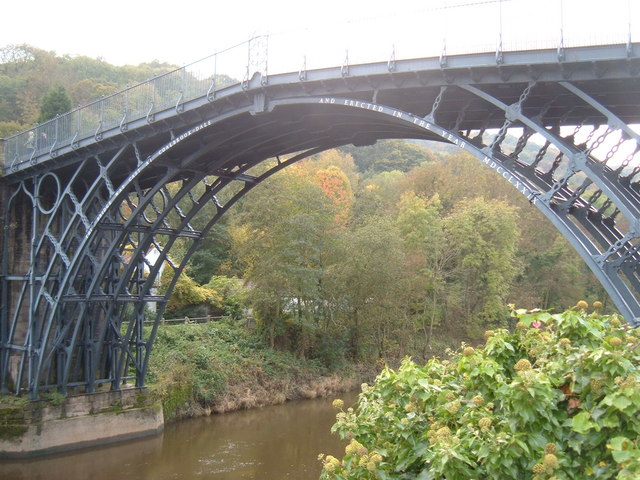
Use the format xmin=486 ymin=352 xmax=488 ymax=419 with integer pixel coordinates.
xmin=158 ymin=119 xmax=213 ymax=156
xmin=320 ymin=96 xmax=538 ymax=205
xmin=94 ymin=119 xmax=213 ymax=225
xmin=482 ymin=157 xmax=538 ymax=205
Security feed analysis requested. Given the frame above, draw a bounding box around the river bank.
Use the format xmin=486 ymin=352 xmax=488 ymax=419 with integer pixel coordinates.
xmin=0 ymin=319 xmax=365 ymax=458
xmin=147 ymin=319 xmax=370 ymax=422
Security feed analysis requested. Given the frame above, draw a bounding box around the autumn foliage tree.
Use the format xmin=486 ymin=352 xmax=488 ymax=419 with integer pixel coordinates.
xmin=315 ymin=165 xmax=354 ymax=226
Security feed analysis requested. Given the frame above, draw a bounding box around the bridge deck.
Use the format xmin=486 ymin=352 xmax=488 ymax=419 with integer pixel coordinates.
xmin=2 ymin=43 xmax=638 ymax=182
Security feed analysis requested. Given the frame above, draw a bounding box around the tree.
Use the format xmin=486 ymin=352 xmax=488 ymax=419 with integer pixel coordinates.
xmin=0 ymin=120 xmax=23 ymax=137
xmin=311 ymin=149 xmax=360 ymax=190
xmin=161 ymin=270 xmax=222 ymax=317
xmin=327 ymin=215 xmax=407 ymax=360
xmin=230 ymin=166 xmax=338 ymax=354
xmin=445 ymin=197 xmax=520 ymax=336
xmin=314 ymin=165 xmax=354 ymax=226
xmin=397 ymin=191 xmax=456 ymax=355
xmin=352 ymin=170 xmax=406 ymax=223
xmin=37 ymin=85 xmax=72 ymax=122
xmin=67 ymin=78 xmax=118 ymax=105
xmin=340 ymin=139 xmax=436 ymax=176
xmin=186 ymin=222 xmax=233 ymax=285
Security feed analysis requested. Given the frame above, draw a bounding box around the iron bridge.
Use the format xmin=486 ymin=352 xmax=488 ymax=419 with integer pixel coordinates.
xmin=1 ymin=41 xmax=639 ymax=398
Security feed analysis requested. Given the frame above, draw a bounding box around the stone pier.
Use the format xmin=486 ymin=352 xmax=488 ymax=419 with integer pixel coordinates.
xmin=0 ymin=387 xmax=164 ymax=458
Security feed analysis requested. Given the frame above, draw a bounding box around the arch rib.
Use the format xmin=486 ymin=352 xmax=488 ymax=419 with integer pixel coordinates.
xmin=4 ymin=47 xmax=640 ymax=398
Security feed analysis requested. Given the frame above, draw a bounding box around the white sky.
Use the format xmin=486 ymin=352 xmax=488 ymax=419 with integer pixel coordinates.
xmin=1 ymin=0 xmax=637 ymax=72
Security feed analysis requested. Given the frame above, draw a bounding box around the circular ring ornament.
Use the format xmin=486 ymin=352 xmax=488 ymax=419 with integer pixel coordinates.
xmin=36 ymin=172 xmax=61 ymax=214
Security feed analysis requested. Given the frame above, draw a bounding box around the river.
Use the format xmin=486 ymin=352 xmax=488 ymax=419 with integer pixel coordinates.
xmin=0 ymin=390 xmax=359 ymax=480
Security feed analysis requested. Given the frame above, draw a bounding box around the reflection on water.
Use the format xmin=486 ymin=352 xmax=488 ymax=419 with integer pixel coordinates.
xmin=0 ymin=390 xmax=359 ymax=480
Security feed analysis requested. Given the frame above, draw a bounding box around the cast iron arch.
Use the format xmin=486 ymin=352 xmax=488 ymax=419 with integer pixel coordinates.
xmin=2 ymin=45 xmax=640 ymax=398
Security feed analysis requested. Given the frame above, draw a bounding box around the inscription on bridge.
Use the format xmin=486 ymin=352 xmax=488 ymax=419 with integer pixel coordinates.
xmin=158 ymin=119 xmax=213 ymax=156
xmin=483 ymin=158 xmax=538 ymax=205
xmin=95 ymin=119 xmax=214 ymax=227
xmin=320 ymin=97 xmax=538 ymax=205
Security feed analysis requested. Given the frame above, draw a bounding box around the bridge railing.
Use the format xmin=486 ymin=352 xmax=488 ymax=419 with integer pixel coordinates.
xmin=2 ymin=36 xmax=264 ymax=172
xmin=2 ymin=0 xmax=637 ymax=172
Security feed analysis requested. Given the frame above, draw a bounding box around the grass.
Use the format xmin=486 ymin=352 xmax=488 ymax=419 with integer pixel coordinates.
xmin=147 ymin=318 xmax=360 ymax=422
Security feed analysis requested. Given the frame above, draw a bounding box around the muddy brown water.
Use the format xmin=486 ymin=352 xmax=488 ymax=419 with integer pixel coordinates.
xmin=0 ymin=390 xmax=359 ymax=480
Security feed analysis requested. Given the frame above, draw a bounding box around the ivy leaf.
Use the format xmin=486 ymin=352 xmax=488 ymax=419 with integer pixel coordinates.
xmin=609 ymin=436 xmax=635 ymax=463
xmin=603 ymin=393 xmax=633 ymax=411
xmin=613 ymin=395 xmax=632 ymax=411
xmin=537 ymin=312 xmax=552 ymax=322
xmin=571 ymin=411 xmax=594 ymax=434
xmin=609 ymin=436 xmax=630 ymax=450
xmin=418 ymin=378 xmax=430 ymax=389
xmin=567 ymin=436 xmax=583 ymax=454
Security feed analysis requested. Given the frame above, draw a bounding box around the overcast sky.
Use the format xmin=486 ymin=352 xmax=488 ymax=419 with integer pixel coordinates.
xmin=1 ymin=0 xmax=636 ymax=71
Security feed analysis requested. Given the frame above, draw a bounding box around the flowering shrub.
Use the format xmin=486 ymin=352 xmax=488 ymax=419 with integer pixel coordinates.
xmin=321 ymin=306 xmax=640 ymax=479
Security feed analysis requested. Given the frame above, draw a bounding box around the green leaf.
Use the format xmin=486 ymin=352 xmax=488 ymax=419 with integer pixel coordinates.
xmin=416 ymin=469 xmax=433 ymax=480
xmin=602 ymin=414 xmax=620 ymax=428
xmin=612 ymin=449 xmax=635 ymax=463
xmin=603 ymin=393 xmax=633 ymax=411
xmin=609 ymin=436 xmax=631 ymax=450
xmin=609 ymin=437 xmax=636 ymax=464
xmin=572 ymin=411 xmax=594 ymax=434
xmin=514 ymin=438 xmax=530 ymax=455
xmin=418 ymin=378 xmax=430 ymax=389
xmin=612 ymin=395 xmax=633 ymax=411
xmin=567 ymin=437 xmax=583 ymax=454
xmin=537 ymin=312 xmax=552 ymax=322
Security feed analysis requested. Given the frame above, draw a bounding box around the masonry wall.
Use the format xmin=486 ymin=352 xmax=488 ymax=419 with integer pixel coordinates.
xmin=0 ymin=387 xmax=164 ymax=458
xmin=0 ymin=176 xmax=35 ymax=391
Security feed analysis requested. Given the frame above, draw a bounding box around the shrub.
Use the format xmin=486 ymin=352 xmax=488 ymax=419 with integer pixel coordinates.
xmin=322 ymin=307 xmax=640 ymax=479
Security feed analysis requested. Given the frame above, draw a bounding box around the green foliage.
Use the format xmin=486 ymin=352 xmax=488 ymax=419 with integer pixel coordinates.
xmin=0 ymin=120 xmax=24 ymax=137
xmin=37 ymin=85 xmax=72 ymax=122
xmin=328 ymin=215 xmax=408 ymax=360
xmin=353 ymin=171 xmax=406 ymax=221
xmin=186 ymin=223 xmax=233 ymax=285
xmin=204 ymin=275 xmax=246 ymax=318
xmin=0 ymin=44 xmax=178 ymax=127
xmin=162 ymin=270 xmax=223 ymax=317
xmin=323 ymin=307 xmax=640 ymax=479
xmin=397 ymin=192 xmax=454 ymax=352
xmin=42 ymin=392 xmax=66 ymax=406
xmin=0 ymin=75 xmax=25 ymax=124
xmin=445 ymin=197 xmax=520 ymax=334
xmin=0 ymin=395 xmax=28 ymax=441
xmin=521 ymin=236 xmax=589 ymax=310
xmin=340 ymin=139 xmax=436 ymax=176
xmin=231 ymin=164 xmax=340 ymax=352
xmin=148 ymin=320 xmax=328 ymax=421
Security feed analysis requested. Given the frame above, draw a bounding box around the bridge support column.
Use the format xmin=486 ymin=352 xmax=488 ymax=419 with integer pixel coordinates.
xmin=0 ymin=387 xmax=163 ymax=458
